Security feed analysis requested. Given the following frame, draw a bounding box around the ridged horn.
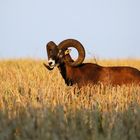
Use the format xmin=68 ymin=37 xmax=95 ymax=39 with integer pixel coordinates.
xmin=58 ymin=39 xmax=85 ymax=66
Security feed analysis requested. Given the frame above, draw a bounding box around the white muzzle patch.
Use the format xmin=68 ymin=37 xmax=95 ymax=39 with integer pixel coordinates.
xmin=48 ymin=58 xmax=55 ymax=68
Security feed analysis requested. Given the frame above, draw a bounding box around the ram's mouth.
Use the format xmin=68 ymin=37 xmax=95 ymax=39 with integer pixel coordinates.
xmin=49 ymin=64 xmax=55 ymax=69
xmin=43 ymin=63 xmax=54 ymax=70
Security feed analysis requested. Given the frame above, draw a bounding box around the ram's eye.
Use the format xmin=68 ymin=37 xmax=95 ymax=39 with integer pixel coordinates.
xmin=49 ymin=49 xmax=52 ymax=52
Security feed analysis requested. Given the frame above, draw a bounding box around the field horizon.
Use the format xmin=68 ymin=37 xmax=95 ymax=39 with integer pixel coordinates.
xmin=0 ymin=58 xmax=140 ymax=140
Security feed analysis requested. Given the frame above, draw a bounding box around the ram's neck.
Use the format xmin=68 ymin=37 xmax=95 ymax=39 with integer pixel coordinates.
xmin=58 ymin=63 xmax=73 ymax=86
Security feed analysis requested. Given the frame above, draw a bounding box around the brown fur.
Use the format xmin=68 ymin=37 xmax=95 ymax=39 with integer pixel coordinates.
xmin=58 ymin=63 xmax=140 ymax=87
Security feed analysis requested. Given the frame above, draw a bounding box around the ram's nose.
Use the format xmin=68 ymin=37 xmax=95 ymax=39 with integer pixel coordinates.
xmin=48 ymin=61 xmax=53 ymax=66
xmin=48 ymin=58 xmax=55 ymax=67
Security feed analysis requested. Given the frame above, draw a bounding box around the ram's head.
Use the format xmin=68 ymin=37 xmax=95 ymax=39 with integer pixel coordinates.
xmin=44 ymin=39 xmax=85 ymax=70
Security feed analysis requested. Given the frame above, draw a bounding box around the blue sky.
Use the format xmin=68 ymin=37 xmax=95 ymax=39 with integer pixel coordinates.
xmin=0 ymin=0 xmax=140 ymax=59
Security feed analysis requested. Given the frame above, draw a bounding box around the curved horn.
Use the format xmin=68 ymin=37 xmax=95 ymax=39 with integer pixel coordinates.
xmin=58 ymin=39 xmax=85 ymax=66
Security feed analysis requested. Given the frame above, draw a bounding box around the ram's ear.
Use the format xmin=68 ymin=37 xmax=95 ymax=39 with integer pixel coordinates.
xmin=65 ymin=49 xmax=71 ymax=55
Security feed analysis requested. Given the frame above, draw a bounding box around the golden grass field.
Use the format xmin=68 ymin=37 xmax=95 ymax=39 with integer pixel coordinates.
xmin=0 ymin=59 xmax=140 ymax=140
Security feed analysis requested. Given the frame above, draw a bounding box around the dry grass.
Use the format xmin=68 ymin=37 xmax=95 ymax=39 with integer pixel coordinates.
xmin=0 ymin=59 xmax=140 ymax=140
